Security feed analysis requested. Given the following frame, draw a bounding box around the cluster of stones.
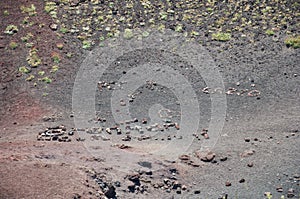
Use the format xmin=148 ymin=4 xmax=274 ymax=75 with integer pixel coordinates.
xmin=37 ymin=125 xmax=74 ymax=142
xmin=90 ymin=173 xmax=117 ymax=198
xmin=97 ymin=81 xmax=115 ymax=91
xmin=152 ymin=177 xmax=189 ymax=194
xmin=125 ymin=167 xmax=190 ymax=195
xmin=86 ymin=117 xmax=181 ymax=142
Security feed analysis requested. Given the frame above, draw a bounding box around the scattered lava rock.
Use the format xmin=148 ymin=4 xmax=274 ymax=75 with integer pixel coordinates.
xmin=115 ymin=144 xmax=131 ymax=149
xmin=114 ymin=181 xmax=121 ymax=187
xmin=127 ymin=173 xmax=141 ymax=186
xmin=247 ymin=162 xmax=254 ymax=167
xmin=104 ymin=184 xmax=116 ymax=199
xmin=125 ymin=173 xmax=152 ymax=194
xmin=241 ymin=149 xmax=255 ymax=157
xmin=90 ymin=172 xmax=117 ymax=198
xmin=76 ymin=137 xmax=85 ymax=142
xmin=141 ymin=118 xmax=148 ymax=124
xmin=248 ymin=90 xmax=260 ymax=97
xmin=179 ymin=154 xmax=190 ymax=161
xmin=287 ymin=188 xmax=295 ymax=198
xmin=195 ymin=151 xmax=216 ymax=162
xmin=276 ymin=186 xmax=283 ymax=192
xmin=201 ymin=129 xmax=209 ymax=139
xmin=37 ymin=125 xmax=74 ymax=142
xmin=225 ymin=181 xmax=232 ymax=186
xmin=220 ymin=156 xmax=228 ymax=162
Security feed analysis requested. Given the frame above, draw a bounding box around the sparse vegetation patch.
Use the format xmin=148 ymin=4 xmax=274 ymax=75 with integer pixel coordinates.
xmin=212 ymin=32 xmax=231 ymax=42
xmin=9 ymin=41 xmax=18 ymax=49
xmin=4 ymin=25 xmax=18 ymax=35
xmin=27 ymin=48 xmax=42 ymax=67
xmin=285 ymin=35 xmax=300 ymax=49
xmin=20 ymin=4 xmax=37 ymax=16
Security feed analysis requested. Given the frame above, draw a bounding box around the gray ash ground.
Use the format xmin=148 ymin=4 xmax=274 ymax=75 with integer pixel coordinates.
xmin=0 ymin=0 xmax=300 ymax=199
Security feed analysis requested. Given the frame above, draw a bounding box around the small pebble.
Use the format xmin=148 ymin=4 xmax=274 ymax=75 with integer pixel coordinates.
xmin=49 ymin=23 xmax=58 ymax=30
xmin=225 ymin=181 xmax=231 ymax=186
xmin=276 ymin=186 xmax=283 ymax=192
xmin=120 ymin=100 xmax=126 ymax=106
xmin=176 ymin=188 xmax=181 ymax=194
xmin=247 ymin=162 xmax=254 ymax=167
xmin=287 ymin=188 xmax=295 ymax=198
xmin=106 ymin=128 xmax=111 ymax=134
xmin=220 ymin=156 xmax=228 ymax=162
